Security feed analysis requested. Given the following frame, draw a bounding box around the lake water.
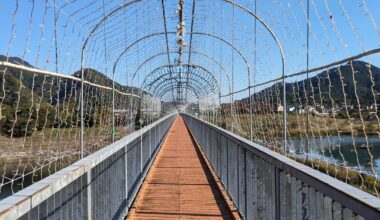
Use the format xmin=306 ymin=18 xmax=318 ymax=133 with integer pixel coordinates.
xmin=287 ymin=135 xmax=380 ymax=176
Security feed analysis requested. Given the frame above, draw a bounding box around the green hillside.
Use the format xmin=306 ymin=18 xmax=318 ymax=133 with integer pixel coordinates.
xmin=0 ymin=55 xmax=142 ymax=137
xmin=241 ymin=60 xmax=380 ymax=107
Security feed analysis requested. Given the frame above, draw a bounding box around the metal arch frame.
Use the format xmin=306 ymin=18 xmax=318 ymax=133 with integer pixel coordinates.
xmin=140 ymin=64 xmax=220 ymax=94
xmin=223 ymin=0 xmax=287 ymax=149
xmin=121 ymin=31 xmax=250 ymax=113
xmin=110 ymin=31 xmax=250 ymax=105
xmin=112 ymin=32 xmax=164 ymax=74
xmin=140 ymin=65 xmax=220 ymax=97
xmin=185 ymin=0 xmax=197 ymax=101
xmin=137 ymin=58 xmax=223 ymax=96
xmin=151 ymin=75 xmax=213 ymax=98
xmin=110 ymin=32 xmax=250 ymax=85
xmin=144 ymin=69 xmax=218 ymax=99
xmin=144 ymin=70 xmax=216 ymax=105
xmin=223 ymin=0 xmax=285 ymax=71
xmin=134 ymin=32 xmax=250 ymax=86
xmin=159 ymin=0 xmax=175 ymax=101
xmin=157 ymin=82 xmax=201 ymax=100
xmin=130 ymin=51 xmax=232 ymax=95
xmin=149 ymin=78 xmax=215 ymax=107
xmin=79 ymin=0 xmax=143 ymax=159
xmin=157 ymin=80 xmax=211 ymax=101
xmin=138 ymin=68 xmax=215 ymax=106
xmin=81 ymin=0 xmax=142 ymax=57
xmin=145 ymin=69 xmax=216 ymax=93
xmin=79 ymin=0 xmax=287 ymax=153
xmin=159 ymin=85 xmax=200 ymax=102
xmin=80 ymin=0 xmax=285 ymax=94
xmin=157 ymin=80 xmax=207 ymax=101
xmin=160 ymin=87 xmax=198 ymax=102
xmin=97 ymin=5 xmax=284 ymax=87
xmin=140 ymin=64 xmax=220 ymax=98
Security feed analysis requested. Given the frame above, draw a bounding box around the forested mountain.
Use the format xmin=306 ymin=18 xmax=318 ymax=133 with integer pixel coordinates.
xmin=241 ymin=60 xmax=380 ymax=107
xmin=0 ymin=55 xmax=142 ymax=137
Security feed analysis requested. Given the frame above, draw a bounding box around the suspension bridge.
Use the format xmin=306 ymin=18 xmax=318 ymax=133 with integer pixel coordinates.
xmin=1 ymin=0 xmax=380 ymax=219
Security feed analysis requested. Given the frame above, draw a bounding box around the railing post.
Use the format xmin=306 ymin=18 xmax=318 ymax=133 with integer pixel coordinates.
xmin=125 ymin=138 xmax=129 ymax=214
xmin=140 ymin=131 xmax=143 ymax=173
xmin=112 ymin=71 xmax=115 ymax=143
xmin=248 ymin=77 xmax=253 ymax=141
xmin=275 ymin=167 xmax=280 ymax=220
xmin=80 ymin=53 xmax=85 ymax=159
xmin=305 ymin=0 xmax=310 ymax=162
xmin=226 ymin=136 xmax=229 ymax=189
xmin=244 ymin=149 xmax=248 ymax=218
xmin=282 ymin=71 xmax=287 ymax=155
xmin=87 ymin=171 xmax=92 ymax=220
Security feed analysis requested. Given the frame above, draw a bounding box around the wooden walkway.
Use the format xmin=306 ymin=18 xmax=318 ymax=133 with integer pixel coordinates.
xmin=127 ymin=116 xmax=237 ymax=220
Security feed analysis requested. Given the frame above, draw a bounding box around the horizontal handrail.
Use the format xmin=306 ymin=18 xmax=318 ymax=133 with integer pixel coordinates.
xmin=0 ymin=113 xmax=177 ymax=219
xmin=219 ymin=47 xmax=380 ymax=97
xmin=0 ymin=61 xmax=140 ymax=98
xmin=182 ymin=113 xmax=380 ymax=219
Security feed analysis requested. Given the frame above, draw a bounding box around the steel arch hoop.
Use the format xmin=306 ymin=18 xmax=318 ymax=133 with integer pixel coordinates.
xmin=76 ymin=0 xmax=287 ymax=157
xmin=156 ymin=81 xmax=204 ymax=101
xmin=109 ymin=32 xmax=250 ymax=84
xmin=81 ymin=0 xmax=284 ymax=89
xmin=146 ymin=72 xmax=215 ymax=101
xmin=141 ymin=64 xmax=220 ymax=94
xmin=140 ymin=64 xmax=220 ymax=97
xmin=159 ymin=85 xmax=200 ymax=101
xmin=131 ymin=51 xmax=232 ymax=94
xmin=143 ymin=69 xmax=212 ymax=100
xmin=160 ymin=87 xmax=198 ymax=102
xmin=152 ymin=77 xmax=214 ymax=103
xmin=81 ymin=0 xmax=142 ymax=58
xmin=79 ymin=0 xmax=142 ymax=158
xmin=144 ymin=68 xmax=216 ymax=92
xmin=110 ymin=31 xmax=241 ymax=101
xmin=116 ymin=31 xmax=248 ymax=102
xmin=223 ymin=0 xmax=287 ymax=146
xmin=143 ymin=68 xmax=218 ymax=98
xmin=223 ymin=0 xmax=285 ymax=72
xmin=156 ymin=79 xmax=210 ymax=101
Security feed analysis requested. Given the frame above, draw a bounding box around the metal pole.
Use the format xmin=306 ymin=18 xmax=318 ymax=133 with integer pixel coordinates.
xmin=53 ymin=0 xmax=61 ymax=168
xmin=282 ymin=67 xmax=287 ymax=155
xmin=160 ymin=0 xmax=176 ymax=102
xmin=78 ymin=0 xmax=143 ymax=159
xmin=249 ymin=85 xmax=253 ymax=140
xmin=221 ymin=0 xmax=286 ymax=149
xmin=80 ymin=60 xmax=84 ymax=159
xmin=305 ymin=0 xmax=310 ymax=161
xmin=275 ymin=167 xmax=280 ymax=220
xmin=112 ymin=72 xmax=115 ymax=142
xmin=231 ymin=0 xmax=235 ymax=133
xmin=252 ymin=0 xmax=257 ymax=142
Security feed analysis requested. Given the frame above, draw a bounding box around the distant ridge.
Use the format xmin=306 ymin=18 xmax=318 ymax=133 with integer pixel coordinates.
xmin=0 ymin=55 xmax=143 ymax=137
xmin=240 ymin=60 xmax=380 ymax=106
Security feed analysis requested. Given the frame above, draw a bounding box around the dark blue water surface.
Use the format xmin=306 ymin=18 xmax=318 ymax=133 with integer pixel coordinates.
xmin=287 ymin=135 xmax=380 ymax=176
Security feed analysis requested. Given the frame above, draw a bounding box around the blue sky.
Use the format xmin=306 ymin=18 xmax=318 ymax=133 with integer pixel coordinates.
xmin=1 ymin=0 xmax=380 ymax=99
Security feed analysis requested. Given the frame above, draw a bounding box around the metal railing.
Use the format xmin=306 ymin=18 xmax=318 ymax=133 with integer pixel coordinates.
xmin=182 ymin=113 xmax=380 ymax=220
xmin=0 ymin=113 xmax=177 ymax=220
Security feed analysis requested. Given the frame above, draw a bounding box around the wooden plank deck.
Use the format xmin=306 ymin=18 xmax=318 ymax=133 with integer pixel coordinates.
xmin=127 ymin=116 xmax=238 ymax=220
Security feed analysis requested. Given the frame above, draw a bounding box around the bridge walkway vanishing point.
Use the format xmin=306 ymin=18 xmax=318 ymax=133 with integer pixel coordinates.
xmin=127 ymin=116 xmax=239 ymax=220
